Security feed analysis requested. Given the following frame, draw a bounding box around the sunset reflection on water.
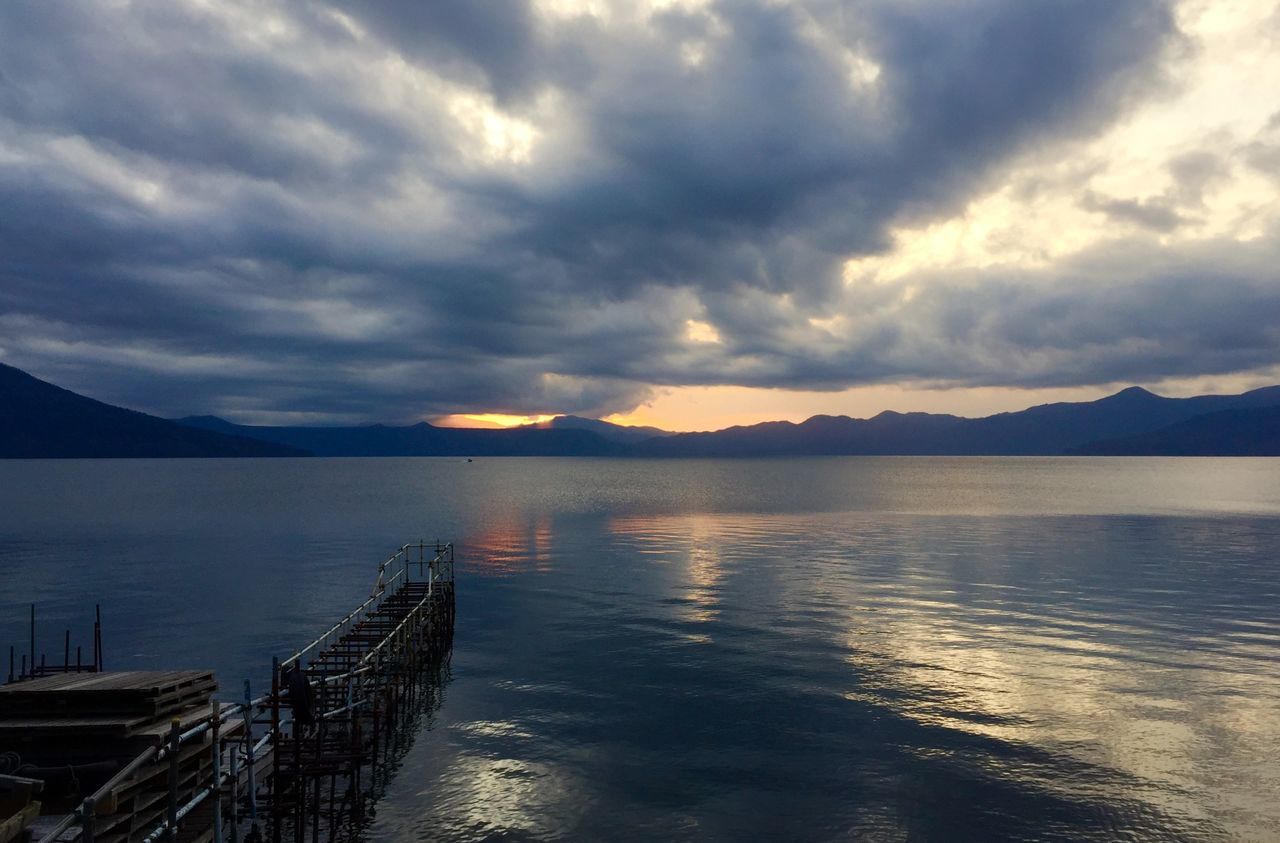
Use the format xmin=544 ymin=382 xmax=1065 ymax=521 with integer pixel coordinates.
xmin=410 ymin=506 xmax=1280 ymax=841
xmin=3 ymin=457 xmax=1277 ymax=841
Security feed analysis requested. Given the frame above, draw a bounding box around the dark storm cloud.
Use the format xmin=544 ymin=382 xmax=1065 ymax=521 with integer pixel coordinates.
xmin=829 ymin=233 xmax=1280 ymax=389
xmin=480 ymin=0 xmax=1180 ymax=300
xmin=4 ymin=0 xmax=1272 ymax=422
xmin=311 ymin=1 xmax=541 ymax=102
xmin=1080 ymin=191 xmax=1185 ymax=232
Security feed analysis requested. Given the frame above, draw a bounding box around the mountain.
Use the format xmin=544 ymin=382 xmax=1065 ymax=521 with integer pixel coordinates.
xmin=0 ymin=363 xmax=306 ymax=458
xmin=175 ymin=416 xmax=625 ymax=457
xmin=7 ymin=360 xmax=1278 ymax=458
xmin=1071 ymin=405 xmax=1280 ymax=456
xmin=529 ymin=415 xmax=672 ymax=444
xmin=635 ymin=385 xmax=1280 ymax=456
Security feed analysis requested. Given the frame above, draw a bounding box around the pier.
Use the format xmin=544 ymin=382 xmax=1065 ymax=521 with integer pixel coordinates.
xmin=0 ymin=542 xmax=455 ymax=843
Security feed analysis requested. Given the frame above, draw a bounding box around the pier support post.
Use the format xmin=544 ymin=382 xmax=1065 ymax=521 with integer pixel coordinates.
xmin=213 ymin=706 xmax=223 ymax=843
xmin=229 ymin=731 xmax=241 ymax=843
xmin=167 ymin=718 xmax=181 ymax=841
xmin=271 ymin=659 xmax=282 ymax=843
xmin=244 ymin=679 xmax=258 ymax=825
xmin=81 ymin=796 xmax=96 ymax=843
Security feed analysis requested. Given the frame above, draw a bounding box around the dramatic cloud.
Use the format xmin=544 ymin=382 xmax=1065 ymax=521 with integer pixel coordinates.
xmin=0 ymin=0 xmax=1276 ymax=424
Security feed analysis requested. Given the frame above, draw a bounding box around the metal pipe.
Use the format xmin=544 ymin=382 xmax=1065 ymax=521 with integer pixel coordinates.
xmin=293 ymin=707 xmax=303 ymax=843
xmin=282 ymin=559 xmax=414 ymax=670
xmin=212 ymin=708 xmax=223 ymax=843
xmin=230 ymin=743 xmax=241 ymax=843
xmin=281 ymin=545 xmax=414 ymax=670
xmin=244 ymin=679 xmax=258 ymax=822
xmin=360 ymin=593 xmax=434 ymax=665
xmin=252 ymin=729 xmax=275 ymax=758
xmin=140 ymin=783 xmax=217 ymax=843
xmin=92 ymin=746 xmax=159 ymax=802
xmin=167 ymin=718 xmax=181 ymax=841
xmin=155 ymin=705 xmax=240 ymax=763
xmin=271 ymin=656 xmax=282 ymax=843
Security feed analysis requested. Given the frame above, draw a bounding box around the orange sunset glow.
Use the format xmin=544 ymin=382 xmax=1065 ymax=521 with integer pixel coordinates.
xmin=435 ymin=366 xmax=1280 ymax=433
xmin=432 ymin=413 xmax=558 ymax=429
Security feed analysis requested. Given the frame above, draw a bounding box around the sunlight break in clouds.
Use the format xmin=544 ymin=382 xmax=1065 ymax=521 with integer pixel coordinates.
xmin=0 ymin=0 xmax=1277 ymax=427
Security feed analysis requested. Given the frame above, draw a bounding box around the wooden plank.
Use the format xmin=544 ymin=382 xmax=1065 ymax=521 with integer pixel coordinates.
xmin=0 ymin=714 xmax=155 ymax=737
xmin=0 ymin=671 xmax=214 ymax=700
xmin=0 ymin=698 xmax=234 ymax=742
xmin=0 ymin=801 xmax=41 ymax=843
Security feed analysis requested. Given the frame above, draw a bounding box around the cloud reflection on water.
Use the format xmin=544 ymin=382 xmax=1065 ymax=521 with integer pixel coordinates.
xmin=378 ymin=508 xmax=1278 ymax=840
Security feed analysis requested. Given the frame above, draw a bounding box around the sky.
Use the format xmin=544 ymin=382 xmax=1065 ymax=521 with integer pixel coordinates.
xmin=1 ymin=0 xmax=1278 ymax=431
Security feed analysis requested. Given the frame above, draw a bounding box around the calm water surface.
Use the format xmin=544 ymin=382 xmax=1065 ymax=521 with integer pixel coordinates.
xmin=1 ymin=457 xmax=1278 ymax=841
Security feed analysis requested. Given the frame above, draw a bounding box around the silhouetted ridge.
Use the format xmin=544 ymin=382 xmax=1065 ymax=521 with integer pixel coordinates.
xmin=177 ymin=415 xmax=624 ymax=457
xmin=0 ymin=364 xmax=306 ymax=458
xmin=531 ymin=415 xmax=672 ymax=444
xmin=634 ymin=386 xmax=1280 ymax=456
xmin=6 ymin=362 xmax=1277 ymax=458
xmin=1071 ymin=406 xmax=1280 ymax=455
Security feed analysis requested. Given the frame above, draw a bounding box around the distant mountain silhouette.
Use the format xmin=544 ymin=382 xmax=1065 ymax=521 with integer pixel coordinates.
xmin=633 ymin=385 xmax=1280 ymax=456
xmin=178 ymin=385 xmax=1280 ymax=457
xmin=0 ymin=363 xmax=306 ymax=458
xmin=176 ymin=416 xmax=625 ymax=457
xmin=529 ymin=415 xmax=672 ymax=444
xmin=1070 ymin=405 xmax=1280 ymax=455
xmin=5 ymin=361 xmax=1278 ymax=458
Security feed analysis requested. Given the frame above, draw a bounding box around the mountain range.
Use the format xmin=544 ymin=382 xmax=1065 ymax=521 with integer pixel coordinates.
xmin=0 ymin=362 xmax=303 ymax=458
xmin=633 ymin=385 xmax=1280 ymax=457
xmin=176 ymin=414 xmax=625 ymax=457
xmin=2 ymin=362 xmax=1278 ymax=458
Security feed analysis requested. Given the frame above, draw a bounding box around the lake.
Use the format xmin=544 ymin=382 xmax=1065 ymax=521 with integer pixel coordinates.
xmin=1 ymin=457 xmax=1278 ymax=841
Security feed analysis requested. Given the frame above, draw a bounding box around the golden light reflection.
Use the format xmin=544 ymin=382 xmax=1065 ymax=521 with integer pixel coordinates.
xmin=464 ymin=515 xmax=555 ymax=577
xmin=600 ymin=510 xmax=1280 ymax=837
xmin=432 ymin=752 xmax=577 ymax=839
xmin=610 ymin=514 xmax=725 ymax=635
xmin=683 ymin=545 xmax=724 ymax=626
xmin=787 ymin=555 xmax=1280 ymax=836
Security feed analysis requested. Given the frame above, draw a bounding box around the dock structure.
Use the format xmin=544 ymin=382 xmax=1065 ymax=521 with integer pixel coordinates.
xmin=0 ymin=542 xmax=455 ymax=843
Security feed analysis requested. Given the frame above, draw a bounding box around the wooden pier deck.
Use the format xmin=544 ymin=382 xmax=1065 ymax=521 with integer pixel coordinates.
xmin=0 ymin=541 xmax=455 ymax=843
